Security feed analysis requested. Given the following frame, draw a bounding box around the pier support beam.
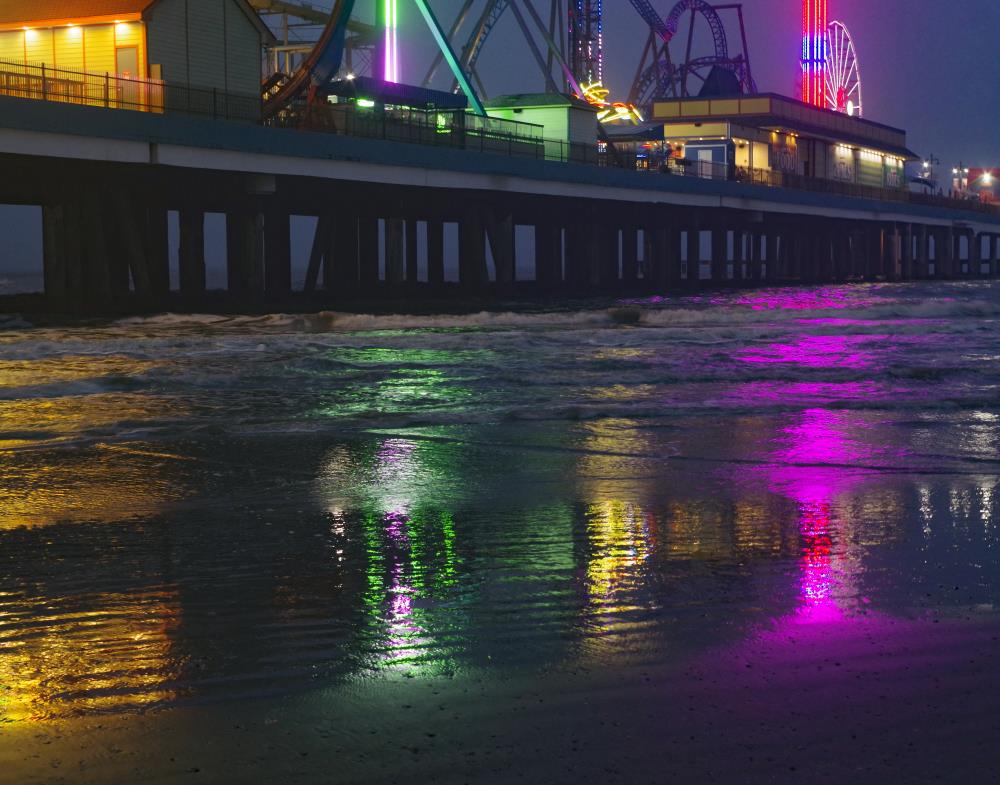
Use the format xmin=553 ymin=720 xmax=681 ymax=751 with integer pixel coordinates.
xmin=942 ymin=227 xmax=956 ymax=278
xmin=145 ymin=206 xmax=170 ymax=297
xmin=972 ymin=233 xmax=984 ymax=277
xmin=102 ymin=204 xmax=131 ymax=300
xmin=648 ymin=224 xmax=668 ymax=291
xmin=581 ymin=220 xmax=603 ymax=289
xmin=711 ymin=227 xmax=727 ymax=283
xmin=83 ymin=197 xmax=114 ymax=306
xmin=886 ymin=225 xmax=901 ymax=281
xmin=303 ymin=214 xmax=330 ymax=293
xmin=990 ymin=235 xmax=999 ymax=278
xmin=114 ymin=197 xmax=153 ymax=298
xmin=459 ymin=207 xmax=488 ymax=290
xmin=817 ymin=227 xmax=833 ymax=283
xmin=748 ymin=233 xmax=763 ymax=282
xmin=900 ymin=224 xmax=914 ymax=280
xmin=63 ymin=199 xmax=86 ymax=309
xmin=685 ymin=226 xmax=700 ymax=287
xmin=621 ymin=226 xmax=638 ymax=287
xmin=866 ymin=226 xmax=883 ymax=280
xmin=226 ymin=210 xmax=262 ymax=296
xmin=358 ymin=216 xmax=380 ymax=289
xmin=42 ymin=204 xmax=67 ymax=307
xmin=736 ymin=230 xmax=748 ymax=282
xmin=564 ymin=218 xmax=588 ymax=290
xmin=329 ymin=213 xmax=360 ymax=293
xmin=598 ymin=225 xmax=619 ymax=288
xmin=764 ymin=232 xmax=778 ymax=283
xmin=916 ymin=225 xmax=930 ymax=279
xmin=485 ymin=209 xmax=516 ymax=293
xmin=665 ymin=225 xmax=682 ymax=288
xmin=798 ymin=228 xmax=817 ymax=284
xmin=264 ymin=207 xmax=291 ymax=296
xmin=777 ymin=231 xmax=794 ymax=281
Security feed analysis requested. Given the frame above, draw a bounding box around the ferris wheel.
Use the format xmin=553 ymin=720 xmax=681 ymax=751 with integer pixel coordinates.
xmin=825 ymin=20 xmax=862 ymax=117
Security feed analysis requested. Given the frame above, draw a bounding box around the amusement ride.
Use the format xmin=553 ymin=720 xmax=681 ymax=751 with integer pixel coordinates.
xmin=255 ymin=1 xmax=863 ymax=123
xmin=801 ymin=0 xmax=863 ymax=116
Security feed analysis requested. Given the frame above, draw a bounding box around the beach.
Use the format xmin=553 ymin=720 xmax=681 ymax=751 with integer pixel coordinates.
xmin=1 ymin=281 xmax=999 ymax=783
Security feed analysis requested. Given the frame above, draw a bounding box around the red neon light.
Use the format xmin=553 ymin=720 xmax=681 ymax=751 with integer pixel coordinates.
xmin=801 ymin=0 xmax=827 ymax=108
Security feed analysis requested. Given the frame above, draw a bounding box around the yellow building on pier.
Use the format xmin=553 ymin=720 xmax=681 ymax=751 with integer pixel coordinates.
xmin=0 ymin=0 xmax=271 ymax=96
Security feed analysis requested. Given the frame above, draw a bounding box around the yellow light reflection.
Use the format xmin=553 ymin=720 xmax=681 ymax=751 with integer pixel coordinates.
xmin=0 ymin=355 xmax=188 ymax=528
xmin=585 ymin=500 xmax=652 ymax=615
xmin=0 ymin=590 xmax=181 ymax=722
xmin=0 ymin=439 xmax=192 ymax=529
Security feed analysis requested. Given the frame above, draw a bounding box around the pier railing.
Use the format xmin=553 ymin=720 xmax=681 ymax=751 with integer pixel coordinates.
xmin=611 ymin=155 xmax=1000 ymax=216
xmin=0 ymin=57 xmax=994 ymax=217
xmin=0 ymin=59 xmax=261 ymax=123
xmin=278 ymin=102 xmax=599 ymax=165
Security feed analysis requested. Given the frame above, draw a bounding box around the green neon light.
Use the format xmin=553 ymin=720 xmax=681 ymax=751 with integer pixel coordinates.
xmin=411 ymin=0 xmax=486 ymax=116
xmin=383 ymin=0 xmax=398 ymax=82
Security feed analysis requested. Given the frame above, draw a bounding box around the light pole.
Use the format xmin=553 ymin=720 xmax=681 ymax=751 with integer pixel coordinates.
xmin=952 ymin=163 xmax=970 ymax=194
xmin=921 ymin=153 xmax=940 ymax=191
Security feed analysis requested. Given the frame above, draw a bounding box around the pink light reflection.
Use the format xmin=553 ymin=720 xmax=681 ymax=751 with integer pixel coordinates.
xmin=737 ymin=333 xmax=887 ymax=370
xmin=382 ymin=517 xmax=427 ymax=666
xmin=753 ymin=408 xmax=874 ymax=618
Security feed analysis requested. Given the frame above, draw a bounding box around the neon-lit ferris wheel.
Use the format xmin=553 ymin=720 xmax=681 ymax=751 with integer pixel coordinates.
xmin=825 ymin=20 xmax=862 ymax=117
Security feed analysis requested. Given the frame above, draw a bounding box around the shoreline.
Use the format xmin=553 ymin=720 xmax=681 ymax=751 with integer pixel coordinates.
xmin=5 ymin=611 xmax=998 ymax=785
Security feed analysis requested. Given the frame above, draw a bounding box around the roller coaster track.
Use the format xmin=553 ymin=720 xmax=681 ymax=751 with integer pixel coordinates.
xmin=628 ymin=0 xmax=727 ymax=55
xmin=262 ymin=0 xmax=356 ymax=119
xmin=628 ymin=0 xmax=670 ymax=41
xmin=248 ymin=0 xmax=373 ymax=35
xmin=461 ymin=1 xmax=511 ymax=82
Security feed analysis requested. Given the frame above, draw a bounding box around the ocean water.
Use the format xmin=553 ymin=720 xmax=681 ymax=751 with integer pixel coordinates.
xmin=1 ymin=281 xmax=999 ymax=782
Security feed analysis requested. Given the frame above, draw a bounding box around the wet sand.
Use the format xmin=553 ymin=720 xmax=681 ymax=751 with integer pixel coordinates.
xmin=5 ymin=612 xmax=999 ymax=784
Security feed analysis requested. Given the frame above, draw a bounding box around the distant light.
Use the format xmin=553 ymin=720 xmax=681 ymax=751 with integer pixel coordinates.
xmin=846 ymin=99 xmax=855 ymax=117
xmin=345 ymin=73 xmax=356 ymax=81
xmin=964 ymin=168 xmax=970 ymax=174
xmin=357 ymin=98 xmax=376 ymax=108
xmin=953 ymin=168 xmax=959 ymax=175
xmin=922 ymin=161 xmax=930 ymax=169
xmin=984 ymin=172 xmax=993 ymax=185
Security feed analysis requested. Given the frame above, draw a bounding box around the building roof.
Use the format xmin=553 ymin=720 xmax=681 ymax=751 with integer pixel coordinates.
xmin=603 ymin=122 xmax=671 ymax=142
xmin=324 ymin=76 xmax=468 ymax=111
xmin=653 ymin=93 xmax=910 ymax=153
xmin=0 ymin=0 xmax=275 ymax=42
xmin=0 ymin=1 xmax=155 ymax=25
xmin=485 ymin=93 xmax=597 ymax=112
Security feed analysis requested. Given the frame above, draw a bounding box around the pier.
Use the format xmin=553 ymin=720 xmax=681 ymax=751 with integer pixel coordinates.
xmin=0 ymin=93 xmax=997 ymax=315
xmin=0 ymin=0 xmax=996 ymax=315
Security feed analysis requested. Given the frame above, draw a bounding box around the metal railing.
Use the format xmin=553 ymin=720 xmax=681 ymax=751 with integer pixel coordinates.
xmin=609 ymin=155 xmax=1000 ymax=215
xmin=0 ymin=56 xmax=994 ymax=215
xmin=0 ymin=58 xmax=261 ymax=123
xmin=277 ymin=102 xmax=598 ymax=164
